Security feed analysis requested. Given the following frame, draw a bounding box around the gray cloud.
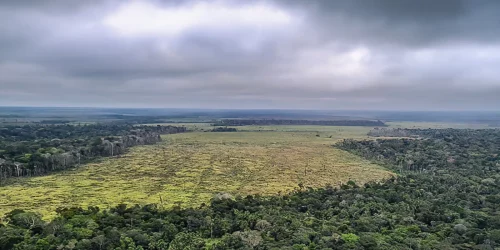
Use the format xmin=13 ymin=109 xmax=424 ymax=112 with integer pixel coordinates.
xmin=0 ymin=0 xmax=499 ymax=110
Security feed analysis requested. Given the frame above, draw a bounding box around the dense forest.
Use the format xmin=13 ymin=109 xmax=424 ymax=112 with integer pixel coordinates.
xmin=212 ymin=119 xmax=387 ymax=127
xmin=1 ymin=128 xmax=500 ymax=249
xmin=210 ymin=127 xmax=238 ymax=132
xmin=367 ymin=128 xmax=418 ymax=138
xmin=0 ymin=124 xmax=186 ymax=182
xmin=366 ymin=127 xmax=482 ymax=138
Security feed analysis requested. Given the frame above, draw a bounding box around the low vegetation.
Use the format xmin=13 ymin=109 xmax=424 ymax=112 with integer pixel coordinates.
xmin=0 ymin=126 xmax=391 ymax=219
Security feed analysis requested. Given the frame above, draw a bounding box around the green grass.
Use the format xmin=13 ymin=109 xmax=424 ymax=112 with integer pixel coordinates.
xmin=0 ymin=126 xmax=393 ymax=219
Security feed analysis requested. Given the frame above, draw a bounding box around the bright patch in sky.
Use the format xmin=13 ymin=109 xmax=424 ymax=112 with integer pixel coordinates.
xmin=103 ymin=2 xmax=293 ymax=37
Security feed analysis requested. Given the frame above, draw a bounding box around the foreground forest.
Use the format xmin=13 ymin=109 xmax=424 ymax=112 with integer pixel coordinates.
xmin=1 ymin=128 xmax=499 ymax=249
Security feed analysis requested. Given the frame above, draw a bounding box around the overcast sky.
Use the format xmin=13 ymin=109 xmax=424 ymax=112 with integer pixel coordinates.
xmin=1 ymin=0 xmax=499 ymax=110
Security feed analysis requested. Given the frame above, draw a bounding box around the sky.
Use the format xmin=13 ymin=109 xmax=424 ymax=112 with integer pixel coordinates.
xmin=1 ymin=0 xmax=499 ymax=110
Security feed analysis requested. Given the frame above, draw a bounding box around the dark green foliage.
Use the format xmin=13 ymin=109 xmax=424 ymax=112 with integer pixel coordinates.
xmin=1 ymin=128 xmax=500 ymax=249
xmin=210 ymin=127 xmax=237 ymax=132
xmin=0 ymin=124 xmax=186 ymax=181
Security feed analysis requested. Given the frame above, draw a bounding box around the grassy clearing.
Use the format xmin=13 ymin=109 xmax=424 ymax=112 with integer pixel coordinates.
xmin=0 ymin=126 xmax=393 ymax=219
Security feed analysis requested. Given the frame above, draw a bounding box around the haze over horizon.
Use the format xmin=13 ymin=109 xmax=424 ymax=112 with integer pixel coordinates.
xmin=1 ymin=0 xmax=500 ymax=110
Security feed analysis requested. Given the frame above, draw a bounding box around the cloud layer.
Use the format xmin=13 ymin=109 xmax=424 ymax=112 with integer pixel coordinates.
xmin=1 ymin=0 xmax=499 ymax=110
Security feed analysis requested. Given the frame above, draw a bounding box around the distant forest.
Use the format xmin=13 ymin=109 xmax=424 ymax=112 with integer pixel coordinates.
xmin=212 ymin=119 xmax=387 ymax=127
xmin=0 ymin=124 xmax=186 ymax=182
xmin=2 ymin=128 xmax=500 ymax=249
xmin=1 ymin=107 xmax=499 ymax=126
xmin=210 ymin=127 xmax=238 ymax=132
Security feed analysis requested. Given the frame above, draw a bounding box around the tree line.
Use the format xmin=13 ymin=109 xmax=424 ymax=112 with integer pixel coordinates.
xmin=210 ymin=127 xmax=238 ymax=132
xmin=0 ymin=124 xmax=186 ymax=182
xmin=212 ymin=119 xmax=387 ymax=127
xmin=1 ymin=128 xmax=500 ymax=249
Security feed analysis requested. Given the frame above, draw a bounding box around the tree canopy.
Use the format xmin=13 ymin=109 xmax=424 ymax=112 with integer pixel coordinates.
xmin=1 ymin=128 xmax=500 ymax=249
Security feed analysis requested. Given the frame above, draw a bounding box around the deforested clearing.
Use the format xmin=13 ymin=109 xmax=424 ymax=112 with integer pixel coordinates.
xmin=0 ymin=126 xmax=393 ymax=219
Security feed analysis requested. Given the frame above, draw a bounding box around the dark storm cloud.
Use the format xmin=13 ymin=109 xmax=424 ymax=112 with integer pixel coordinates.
xmin=0 ymin=0 xmax=499 ymax=110
xmin=289 ymin=0 xmax=500 ymax=47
